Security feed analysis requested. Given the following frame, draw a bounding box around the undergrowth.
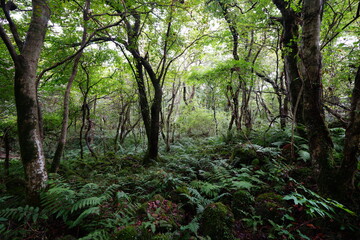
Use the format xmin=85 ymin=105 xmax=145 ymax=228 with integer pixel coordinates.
xmin=0 ymin=133 xmax=358 ymax=240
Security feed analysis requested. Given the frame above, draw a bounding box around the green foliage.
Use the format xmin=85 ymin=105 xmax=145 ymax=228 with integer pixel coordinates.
xmin=0 ymin=132 xmax=358 ymax=239
xmin=199 ymin=202 xmax=235 ymax=240
xmin=283 ymin=179 xmax=356 ymax=219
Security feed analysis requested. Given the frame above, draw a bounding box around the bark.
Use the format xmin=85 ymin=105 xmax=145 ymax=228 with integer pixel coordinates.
xmin=337 ymin=66 xmax=360 ymax=197
xmin=272 ymin=0 xmax=305 ymax=134
xmin=299 ymin=0 xmax=334 ymax=194
xmin=85 ymin=111 xmax=96 ymax=159
xmin=0 ymin=0 xmax=50 ymax=205
xmin=4 ymin=129 xmax=10 ymax=177
xmin=162 ymin=81 xmax=180 ymax=151
xmin=114 ymin=101 xmax=130 ymax=151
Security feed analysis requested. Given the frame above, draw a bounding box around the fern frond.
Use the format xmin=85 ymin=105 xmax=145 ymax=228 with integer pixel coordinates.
xmin=0 ymin=205 xmax=41 ymax=223
xmin=71 ymin=197 xmax=104 ymax=213
xmin=191 ymin=180 xmax=221 ymax=198
xmin=78 ymin=229 xmax=110 ymax=240
xmin=70 ymin=206 xmax=100 ymax=228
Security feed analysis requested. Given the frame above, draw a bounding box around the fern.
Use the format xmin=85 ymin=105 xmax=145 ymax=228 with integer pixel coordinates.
xmin=190 ymin=180 xmax=221 ymax=198
xmin=78 ymin=229 xmax=110 ymax=240
xmin=70 ymin=206 xmax=100 ymax=228
xmin=71 ymin=196 xmax=104 ymax=213
xmin=0 ymin=205 xmax=42 ymax=223
xmin=182 ymin=187 xmax=229 ymax=214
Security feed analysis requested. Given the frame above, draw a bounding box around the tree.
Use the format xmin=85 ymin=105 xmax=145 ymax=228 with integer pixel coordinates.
xmin=272 ymin=0 xmax=305 ymax=134
xmin=299 ymin=0 xmax=334 ymax=194
xmin=0 ymin=0 xmax=50 ymax=204
xmin=107 ymin=0 xmax=206 ymax=162
xmin=51 ymin=0 xmax=90 ymax=173
xmin=337 ymin=65 xmax=360 ymax=198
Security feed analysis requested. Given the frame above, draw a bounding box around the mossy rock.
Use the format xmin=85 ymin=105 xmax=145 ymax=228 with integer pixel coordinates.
xmin=199 ymin=202 xmax=235 ymax=240
xmin=230 ymin=144 xmax=258 ymax=167
xmin=169 ymin=185 xmax=190 ymax=204
xmin=115 ymin=226 xmax=138 ymax=240
xmin=231 ymin=190 xmax=254 ymax=218
xmin=255 ymin=192 xmax=287 ymax=221
xmin=151 ymin=233 xmax=172 ymax=240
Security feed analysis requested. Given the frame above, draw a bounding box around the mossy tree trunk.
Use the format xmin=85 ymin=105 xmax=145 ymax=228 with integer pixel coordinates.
xmin=337 ymin=66 xmax=360 ymax=198
xmin=3 ymin=128 xmax=11 ymax=177
xmin=299 ymin=0 xmax=335 ymax=195
xmin=272 ymin=0 xmax=306 ymax=135
xmin=0 ymin=0 xmax=50 ymax=205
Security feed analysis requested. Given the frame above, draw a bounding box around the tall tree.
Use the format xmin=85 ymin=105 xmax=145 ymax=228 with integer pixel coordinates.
xmin=272 ymin=0 xmax=305 ymax=134
xmin=299 ymin=0 xmax=334 ymax=194
xmin=51 ymin=0 xmax=90 ymax=173
xmin=0 ymin=0 xmax=50 ymax=204
xmin=107 ymin=0 xmax=205 ymax=162
xmin=337 ymin=66 xmax=360 ymax=198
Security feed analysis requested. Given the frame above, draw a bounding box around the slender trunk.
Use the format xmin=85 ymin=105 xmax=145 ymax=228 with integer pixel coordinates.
xmin=51 ymin=49 xmax=84 ymax=172
xmin=85 ymin=106 xmax=96 ymax=159
xmin=51 ymin=0 xmax=89 ymax=172
xmin=4 ymin=129 xmax=10 ymax=177
xmin=80 ymin=103 xmax=86 ymax=159
xmin=164 ymin=81 xmax=180 ymax=151
xmin=114 ymin=109 xmax=124 ymax=152
xmin=299 ymin=0 xmax=334 ymax=194
xmin=337 ymin=66 xmax=360 ymax=198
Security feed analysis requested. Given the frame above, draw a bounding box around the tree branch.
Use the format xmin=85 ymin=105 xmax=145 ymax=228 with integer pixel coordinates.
xmin=1 ymin=0 xmax=23 ymax=50
xmin=0 ymin=23 xmax=18 ymax=62
xmin=36 ymin=20 xmax=123 ymax=84
xmin=321 ymin=1 xmax=360 ymax=50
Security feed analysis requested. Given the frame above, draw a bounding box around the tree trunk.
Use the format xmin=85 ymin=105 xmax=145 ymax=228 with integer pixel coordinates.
xmin=272 ymin=0 xmax=306 ymax=135
xmin=299 ymin=0 xmax=334 ymax=194
xmin=52 ymin=0 xmax=90 ymax=172
xmin=146 ymin=83 xmax=162 ymax=162
xmin=4 ymin=129 xmax=10 ymax=177
xmin=0 ymin=0 xmax=50 ymax=205
xmin=337 ymin=66 xmax=360 ymax=198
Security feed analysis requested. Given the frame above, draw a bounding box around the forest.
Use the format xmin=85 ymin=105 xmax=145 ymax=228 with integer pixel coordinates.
xmin=0 ymin=0 xmax=359 ymax=239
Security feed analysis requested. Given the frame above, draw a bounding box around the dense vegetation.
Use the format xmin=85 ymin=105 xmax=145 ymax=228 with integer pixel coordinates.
xmin=1 ymin=0 xmax=359 ymax=239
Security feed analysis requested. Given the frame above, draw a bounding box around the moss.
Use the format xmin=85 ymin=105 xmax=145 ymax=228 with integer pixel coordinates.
xmin=169 ymin=185 xmax=190 ymax=203
xmin=200 ymin=202 xmax=235 ymax=240
xmin=151 ymin=233 xmax=172 ymax=240
xmin=115 ymin=226 xmax=138 ymax=240
xmin=255 ymin=192 xmax=287 ymax=221
xmin=230 ymin=144 xmax=258 ymax=167
xmin=231 ymin=190 xmax=254 ymax=218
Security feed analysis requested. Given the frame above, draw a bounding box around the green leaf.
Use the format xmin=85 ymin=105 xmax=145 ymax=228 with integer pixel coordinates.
xmin=298 ymin=150 xmax=310 ymax=162
xmin=232 ymin=181 xmax=253 ymax=190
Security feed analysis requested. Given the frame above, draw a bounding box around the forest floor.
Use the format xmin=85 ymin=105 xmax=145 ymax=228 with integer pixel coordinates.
xmin=0 ymin=132 xmax=359 ymax=240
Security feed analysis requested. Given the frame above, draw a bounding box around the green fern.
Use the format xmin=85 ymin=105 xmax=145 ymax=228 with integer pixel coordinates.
xmin=71 ymin=196 xmax=105 ymax=213
xmin=182 ymin=187 xmax=229 ymax=214
xmin=78 ymin=229 xmax=110 ymax=240
xmin=70 ymin=206 xmax=100 ymax=228
xmin=0 ymin=205 xmax=42 ymax=223
xmin=190 ymin=180 xmax=221 ymax=198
